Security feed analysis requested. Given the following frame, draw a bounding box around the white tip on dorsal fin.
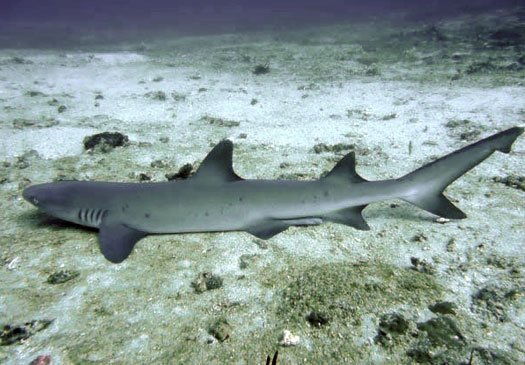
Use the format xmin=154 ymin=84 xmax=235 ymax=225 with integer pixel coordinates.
xmin=323 ymin=151 xmax=366 ymax=183
xmin=193 ymin=140 xmax=243 ymax=182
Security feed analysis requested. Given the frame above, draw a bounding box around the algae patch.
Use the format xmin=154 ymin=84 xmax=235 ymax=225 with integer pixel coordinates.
xmin=278 ymin=261 xmax=441 ymax=326
xmin=272 ymin=261 xmax=443 ymax=363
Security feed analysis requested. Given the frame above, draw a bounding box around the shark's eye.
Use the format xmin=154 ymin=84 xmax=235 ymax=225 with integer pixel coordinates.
xmin=31 ymin=197 xmax=39 ymax=205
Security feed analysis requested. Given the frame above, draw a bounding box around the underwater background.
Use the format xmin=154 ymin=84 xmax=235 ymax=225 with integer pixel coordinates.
xmin=0 ymin=1 xmax=524 ymax=364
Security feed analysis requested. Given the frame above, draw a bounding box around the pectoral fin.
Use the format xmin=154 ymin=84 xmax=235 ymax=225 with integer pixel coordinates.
xmin=99 ymin=219 xmax=147 ymax=263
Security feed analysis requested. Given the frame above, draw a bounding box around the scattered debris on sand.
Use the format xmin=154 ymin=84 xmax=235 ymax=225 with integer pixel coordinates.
xmin=166 ymin=163 xmax=194 ymax=180
xmin=1 ymin=320 xmax=53 ymax=346
xmin=492 ymin=175 xmax=525 ymax=191
xmin=208 ymin=318 xmax=231 ymax=342
xmin=191 ymin=272 xmax=223 ymax=293
xmin=279 ymin=330 xmax=300 ymax=346
xmin=46 ymin=270 xmax=80 ymax=284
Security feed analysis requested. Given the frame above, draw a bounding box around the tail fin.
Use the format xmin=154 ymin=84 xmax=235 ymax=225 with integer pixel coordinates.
xmin=399 ymin=127 xmax=523 ymax=219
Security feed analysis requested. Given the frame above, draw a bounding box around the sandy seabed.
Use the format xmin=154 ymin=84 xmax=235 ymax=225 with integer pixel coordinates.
xmin=1 ymin=8 xmax=524 ymax=365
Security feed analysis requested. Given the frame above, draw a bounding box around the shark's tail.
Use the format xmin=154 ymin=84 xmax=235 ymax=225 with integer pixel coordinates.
xmin=398 ymin=127 xmax=523 ymax=219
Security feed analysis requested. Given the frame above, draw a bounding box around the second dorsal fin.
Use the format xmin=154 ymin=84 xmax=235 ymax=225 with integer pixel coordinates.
xmin=323 ymin=151 xmax=366 ymax=183
xmin=192 ymin=140 xmax=243 ymax=183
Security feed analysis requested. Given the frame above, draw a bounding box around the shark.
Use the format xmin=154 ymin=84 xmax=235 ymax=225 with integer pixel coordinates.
xmin=23 ymin=127 xmax=523 ymax=263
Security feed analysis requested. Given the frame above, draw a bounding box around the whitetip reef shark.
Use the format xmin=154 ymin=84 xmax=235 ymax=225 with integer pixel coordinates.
xmin=23 ymin=127 xmax=523 ymax=263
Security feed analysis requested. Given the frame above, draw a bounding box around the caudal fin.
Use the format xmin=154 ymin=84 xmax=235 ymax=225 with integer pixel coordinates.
xmin=399 ymin=127 xmax=523 ymax=219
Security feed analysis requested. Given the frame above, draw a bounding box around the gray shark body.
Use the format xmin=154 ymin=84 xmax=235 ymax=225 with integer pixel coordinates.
xmin=23 ymin=127 xmax=523 ymax=263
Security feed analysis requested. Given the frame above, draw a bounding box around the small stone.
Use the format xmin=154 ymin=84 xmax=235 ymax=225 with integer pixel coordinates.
xmin=46 ymin=270 xmax=80 ymax=284
xmin=26 ymin=90 xmax=45 ymax=97
xmin=381 ymin=113 xmax=397 ymax=121
xmin=417 ymin=316 xmax=465 ymax=347
xmin=191 ymin=272 xmax=223 ymax=293
xmin=166 ymin=163 xmax=193 ymax=180
xmin=429 ymin=301 xmax=457 ymax=315
xmin=0 ymin=320 xmax=53 ymax=345
xmin=253 ymin=64 xmax=270 ymax=75
xmin=379 ymin=312 xmax=410 ymax=334
xmin=150 ymin=159 xmax=167 ymax=168
xmin=410 ymin=257 xmax=436 ymax=275
xmin=208 ymin=318 xmax=231 ymax=342
xmin=280 ymin=330 xmax=300 ymax=346
xmin=253 ymin=238 xmax=268 ymax=249
xmin=375 ymin=312 xmax=411 ymax=345
xmin=19 ymin=177 xmax=32 ymax=189
xmin=411 ymin=233 xmax=427 ymax=242
xmin=200 ymin=115 xmax=240 ymax=127
xmin=145 ymin=91 xmax=167 ymax=101
xmin=239 ymin=254 xmax=259 ymax=269
xmin=83 ymin=132 xmax=129 ymax=151
xmin=313 ymin=143 xmax=354 ymax=154
xmin=171 ymin=92 xmax=186 ymax=101
xmin=306 ymin=311 xmax=330 ymax=327
xmin=0 ymin=173 xmax=8 ymax=184
xmin=14 ymin=150 xmax=40 ymax=169
xmin=446 ymin=238 xmax=456 ymax=252
xmin=138 ymin=173 xmax=151 ymax=182
xmin=57 ymin=105 xmax=67 ymax=113
xmin=29 ymin=355 xmax=51 ymax=365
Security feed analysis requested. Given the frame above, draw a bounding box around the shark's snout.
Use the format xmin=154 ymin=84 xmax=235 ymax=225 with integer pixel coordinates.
xmin=23 ymin=185 xmax=42 ymax=206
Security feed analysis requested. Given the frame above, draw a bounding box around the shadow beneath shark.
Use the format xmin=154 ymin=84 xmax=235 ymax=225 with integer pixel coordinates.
xmin=18 ymin=210 xmax=97 ymax=232
xmin=363 ymin=201 xmax=445 ymax=224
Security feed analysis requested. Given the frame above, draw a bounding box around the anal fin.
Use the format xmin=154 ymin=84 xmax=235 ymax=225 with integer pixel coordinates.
xmin=323 ymin=205 xmax=370 ymax=230
xmin=99 ymin=219 xmax=147 ymax=263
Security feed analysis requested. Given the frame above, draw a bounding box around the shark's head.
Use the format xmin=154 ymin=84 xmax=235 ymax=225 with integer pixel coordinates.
xmin=24 ymin=182 xmax=66 ymax=207
xmin=23 ymin=182 xmax=78 ymax=221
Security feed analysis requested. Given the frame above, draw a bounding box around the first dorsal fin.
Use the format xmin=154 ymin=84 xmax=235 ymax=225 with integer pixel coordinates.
xmin=324 ymin=151 xmax=366 ymax=183
xmin=193 ymin=140 xmax=243 ymax=183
